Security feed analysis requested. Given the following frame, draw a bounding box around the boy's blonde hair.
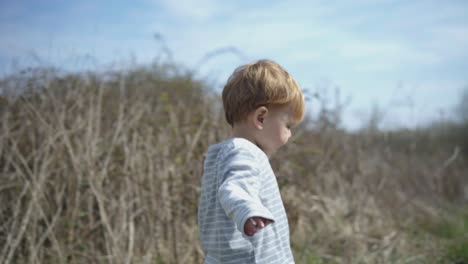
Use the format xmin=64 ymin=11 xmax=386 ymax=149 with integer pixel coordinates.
xmin=222 ymin=59 xmax=305 ymax=126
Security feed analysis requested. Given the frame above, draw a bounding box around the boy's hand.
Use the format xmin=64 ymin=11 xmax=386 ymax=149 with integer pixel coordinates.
xmin=244 ymin=217 xmax=272 ymax=236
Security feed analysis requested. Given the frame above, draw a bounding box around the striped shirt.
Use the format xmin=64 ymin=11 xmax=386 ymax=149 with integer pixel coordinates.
xmin=198 ymin=138 xmax=294 ymax=264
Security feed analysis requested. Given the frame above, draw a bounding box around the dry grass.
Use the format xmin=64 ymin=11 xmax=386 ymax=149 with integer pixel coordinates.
xmin=0 ymin=64 xmax=467 ymax=264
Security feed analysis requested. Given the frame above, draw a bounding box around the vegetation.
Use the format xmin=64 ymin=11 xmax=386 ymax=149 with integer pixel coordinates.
xmin=0 ymin=61 xmax=467 ymax=263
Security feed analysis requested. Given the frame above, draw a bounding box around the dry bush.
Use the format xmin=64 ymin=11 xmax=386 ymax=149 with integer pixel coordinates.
xmin=0 ymin=65 xmax=467 ymax=264
xmin=274 ymin=110 xmax=468 ymax=263
xmin=0 ymin=65 xmax=229 ymax=264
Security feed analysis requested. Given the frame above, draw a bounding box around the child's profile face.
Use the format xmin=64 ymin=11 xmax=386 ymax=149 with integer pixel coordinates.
xmin=257 ymin=105 xmax=293 ymax=157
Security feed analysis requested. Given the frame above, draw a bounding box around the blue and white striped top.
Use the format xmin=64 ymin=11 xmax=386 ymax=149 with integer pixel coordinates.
xmin=198 ymin=138 xmax=294 ymax=264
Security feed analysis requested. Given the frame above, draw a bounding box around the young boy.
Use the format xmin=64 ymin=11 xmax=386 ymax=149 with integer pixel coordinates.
xmin=198 ymin=60 xmax=305 ymax=263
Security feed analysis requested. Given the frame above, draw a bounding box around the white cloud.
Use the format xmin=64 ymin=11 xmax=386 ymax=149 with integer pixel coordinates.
xmin=427 ymin=25 xmax=468 ymax=58
xmin=152 ymin=0 xmax=466 ymax=74
xmin=336 ymin=39 xmax=443 ymax=73
xmin=154 ymin=0 xmax=232 ymax=22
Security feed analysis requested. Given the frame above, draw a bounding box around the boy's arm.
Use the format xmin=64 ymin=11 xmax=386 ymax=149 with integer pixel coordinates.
xmin=218 ymin=147 xmax=275 ymax=236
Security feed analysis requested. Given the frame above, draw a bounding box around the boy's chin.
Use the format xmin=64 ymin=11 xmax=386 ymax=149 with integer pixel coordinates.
xmin=265 ymin=149 xmax=278 ymax=158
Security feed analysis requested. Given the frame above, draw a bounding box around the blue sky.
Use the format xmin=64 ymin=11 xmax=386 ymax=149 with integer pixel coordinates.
xmin=1 ymin=0 xmax=467 ymax=130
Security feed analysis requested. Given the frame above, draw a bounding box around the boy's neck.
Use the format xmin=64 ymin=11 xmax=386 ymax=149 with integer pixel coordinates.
xmin=231 ymin=121 xmax=258 ymax=146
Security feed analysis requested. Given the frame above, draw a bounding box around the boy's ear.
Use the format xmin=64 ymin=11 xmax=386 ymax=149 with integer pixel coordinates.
xmin=252 ymin=106 xmax=268 ymax=130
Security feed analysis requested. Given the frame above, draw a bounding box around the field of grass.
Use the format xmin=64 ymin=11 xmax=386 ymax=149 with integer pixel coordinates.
xmin=0 ymin=62 xmax=467 ymax=263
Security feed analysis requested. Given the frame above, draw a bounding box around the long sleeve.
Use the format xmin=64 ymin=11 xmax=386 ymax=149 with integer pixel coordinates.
xmin=218 ymin=146 xmax=275 ymax=236
xmin=198 ymin=138 xmax=294 ymax=263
